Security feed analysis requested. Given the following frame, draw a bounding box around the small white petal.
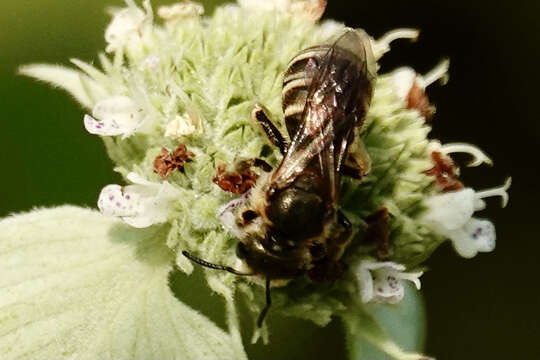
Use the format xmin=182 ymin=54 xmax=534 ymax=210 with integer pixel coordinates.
xmin=465 ymin=218 xmax=496 ymax=253
xmin=127 ymin=171 xmax=156 ymax=186
xmin=238 ymin=0 xmax=290 ymax=12
xmin=362 ymin=261 xmax=406 ymax=272
xmin=105 ymin=5 xmax=146 ymax=53
xmin=98 ymin=173 xmax=180 ymax=228
xmin=97 ymin=184 xmax=142 ymax=217
xmin=372 ymin=269 xmax=405 ymax=304
xmin=421 ymin=188 xmax=476 ymax=231
xmin=158 ymin=1 xmax=204 ymax=21
xmin=357 ymin=261 xmax=421 ymax=304
xmin=390 ymin=67 xmax=416 ymax=102
xmin=238 ymin=0 xmax=325 ymax=21
xmin=289 ymin=0 xmax=327 ymax=21
xmin=84 ymin=114 xmax=122 ymax=136
xmin=165 ymin=114 xmax=197 ymax=137
xmin=390 ymin=60 xmax=450 ymax=104
xmin=85 ymin=96 xmax=144 ymax=137
xmin=358 ymin=264 xmax=374 ymax=303
xmin=217 ymin=197 xmax=246 ymax=238
xmin=448 ymin=218 xmax=496 ymax=258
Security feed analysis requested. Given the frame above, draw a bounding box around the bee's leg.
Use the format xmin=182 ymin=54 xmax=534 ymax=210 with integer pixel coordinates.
xmin=364 ymin=207 xmax=391 ymax=259
xmin=308 ymin=211 xmax=351 ymax=282
xmin=252 ymin=104 xmax=288 ymax=155
xmin=257 ymin=277 xmax=272 ymax=327
xmin=238 ymin=158 xmax=273 ymax=173
xmin=341 ymin=138 xmax=371 ymax=179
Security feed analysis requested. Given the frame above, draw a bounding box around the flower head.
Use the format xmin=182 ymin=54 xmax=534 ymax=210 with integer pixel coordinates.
xmin=13 ymin=1 xmax=511 ymax=359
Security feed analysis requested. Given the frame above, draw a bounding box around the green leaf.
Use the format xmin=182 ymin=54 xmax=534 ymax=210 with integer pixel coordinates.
xmin=342 ymin=284 xmax=431 ymax=360
xmin=0 ymin=206 xmax=246 ymax=360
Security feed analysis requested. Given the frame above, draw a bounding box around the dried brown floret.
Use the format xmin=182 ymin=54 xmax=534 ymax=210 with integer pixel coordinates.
xmin=153 ymin=143 xmax=194 ymax=179
xmin=212 ymin=163 xmax=259 ymax=194
xmin=424 ymin=151 xmax=464 ymax=191
xmin=407 ymin=82 xmax=436 ymax=120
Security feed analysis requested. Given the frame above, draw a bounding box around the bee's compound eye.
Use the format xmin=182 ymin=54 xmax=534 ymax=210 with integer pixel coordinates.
xmin=241 ymin=210 xmax=258 ymax=223
xmin=236 ymin=242 xmax=249 ymax=259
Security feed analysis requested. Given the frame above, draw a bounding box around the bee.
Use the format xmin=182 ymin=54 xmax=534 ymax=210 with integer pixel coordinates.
xmin=183 ymin=28 xmax=376 ymax=326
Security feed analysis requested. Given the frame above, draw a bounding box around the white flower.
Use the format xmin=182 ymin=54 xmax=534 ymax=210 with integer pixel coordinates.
xmin=238 ymin=0 xmax=327 ymax=21
xmin=83 ymin=95 xmax=144 ymax=137
xmin=420 ymin=178 xmax=511 ymax=258
xmin=357 ymin=261 xmax=423 ymax=304
xmin=165 ymin=114 xmax=197 ymax=137
xmin=105 ymin=1 xmax=149 ymax=53
xmin=216 ymin=197 xmax=246 ymax=238
xmin=158 ymin=1 xmax=204 ymax=22
xmin=390 ymin=59 xmax=450 ymax=103
xmin=98 ymin=172 xmax=180 ymax=228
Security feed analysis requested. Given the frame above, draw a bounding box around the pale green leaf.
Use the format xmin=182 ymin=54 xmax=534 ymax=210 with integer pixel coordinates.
xmin=19 ymin=64 xmax=107 ymax=109
xmin=0 ymin=206 xmax=247 ymax=360
xmin=342 ymin=284 xmax=431 ymax=360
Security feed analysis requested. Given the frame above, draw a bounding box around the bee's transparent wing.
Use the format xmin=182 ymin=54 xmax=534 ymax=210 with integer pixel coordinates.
xmin=271 ymin=29 xmax=375 ymax=201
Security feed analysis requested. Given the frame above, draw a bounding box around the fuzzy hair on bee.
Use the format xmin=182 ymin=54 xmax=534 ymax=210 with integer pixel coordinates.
xmin=184 ymin=28 xmax=377 ymax=326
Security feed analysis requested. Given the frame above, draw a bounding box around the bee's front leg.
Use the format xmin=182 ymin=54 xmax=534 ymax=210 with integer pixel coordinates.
xmin=252 ymin=104 xmax=288 ymax=155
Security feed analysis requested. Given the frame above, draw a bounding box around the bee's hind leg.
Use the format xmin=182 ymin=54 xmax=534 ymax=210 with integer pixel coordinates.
xmin=307 ymin=211 xmax=351 ymax=282
xmin=341 ymin=139 xmax=371 ymax=179
xmin=252 ymin=104 xmax=288 ymax=155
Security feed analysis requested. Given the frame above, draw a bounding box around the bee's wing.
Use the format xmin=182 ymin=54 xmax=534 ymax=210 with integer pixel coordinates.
xmin=271 ymin=29 xmax=375 ymax=201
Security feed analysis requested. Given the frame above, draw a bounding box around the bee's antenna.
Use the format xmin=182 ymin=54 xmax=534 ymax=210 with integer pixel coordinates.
xmin=182 ymin=250 xmax=254 ymax=276
xmin=257 ymin=277 xmax=272 ymax=328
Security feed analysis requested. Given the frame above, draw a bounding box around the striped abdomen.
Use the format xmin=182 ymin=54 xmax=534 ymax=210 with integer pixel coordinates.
xmin=281 ymin=45 xmax=331 ymax=137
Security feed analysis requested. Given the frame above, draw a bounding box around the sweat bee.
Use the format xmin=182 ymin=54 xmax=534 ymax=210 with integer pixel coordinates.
xmin=183 ymin=28 xmax=377 ymax=326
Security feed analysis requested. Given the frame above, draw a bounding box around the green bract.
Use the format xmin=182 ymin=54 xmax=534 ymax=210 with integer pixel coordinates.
xmin=5 ymin=0 xmax=510 ymax=359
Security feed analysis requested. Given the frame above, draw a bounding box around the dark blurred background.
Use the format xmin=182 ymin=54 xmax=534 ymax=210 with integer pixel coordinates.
xmin=1 ymin=0 xmax=537 ymax=358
